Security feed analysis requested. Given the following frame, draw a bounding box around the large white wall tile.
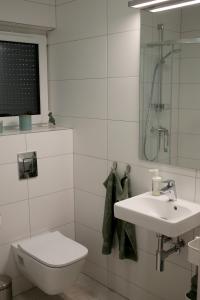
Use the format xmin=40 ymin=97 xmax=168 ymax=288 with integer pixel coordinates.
xmin=108 ymin=252 xmax=190 ymax=300
xmin=48 ymin=36 xmax=107 ymax=80
xmin=195 ymin=177 xmax=200 ymax=204
xmin=0 ymin=164 xmax=28 ymax=206
xmin=12 ymin=276 xmax=33 ymax=297
xmin=180 ymin=58 xmax=200 ymax=83
xmin=26 ymin=130 xmax=73 ymax=158
xmin=74 ymin=155 xmax=107 ymax=197
xmin=0 ymin=135 xmax=26 ymax=165
xmin=30 ymin=189 xmax=74 ymax=235
xmin=56 ymin=223 xmax=75 ymax=240
xmin=75 ymin=190 xmax=104 ymax=232
xmin=179 ymin=84 xmax=200 ymax=109
xmin=0 ymin=243 xmax=20 ymax=278
xmin=108 ymin=121 xmax=139 ymax=164
xmin=179 ymin=110 xmax=200 ymax=134
xmin=181 ymin=44 xmax=200 ymax=58
xmin=108 ymin=77 xmax=139 ymax=121
xmin=108 ymin=31 xmax=140 ymax=77
xmin=48 ymin=0 xmax=106 ymax=44
xmin=0 ymin=201 xmax=29 ymax=246
xmin=76 ymin=224 xmax=107 ymax=269
xmin=178 ymin=134 xmax=200 ymax=161
xmin=28 ymin=154 xmax=73 ymax=198
xmin=141 ymin=10 xmax=153 ymax=27
xmin=178 ymin=157 xmax=200 ymax=170
xmin=108 ymin=271 xmax=160 ymax=300
xmin=49 ymin=79 xmax=107 ymax=119
xmin=70 ymin=118 xmax=107 ymax=159
xmin=0 ymin=0 xmax=55 ymax=28
xmin=182 ymin=6 xmax=200 ymax=32
xmin=83 ymin=260 xmax=108 ymax=286
xmin=130 ymin=164 xmax=152 ymax=196
xmin=53 ymin=117 xmax=107 ymax=158
xmin=108 ymin=0 xmax=140 ymax=34
xmin=152 ymin=9 xmax=181 ymax=32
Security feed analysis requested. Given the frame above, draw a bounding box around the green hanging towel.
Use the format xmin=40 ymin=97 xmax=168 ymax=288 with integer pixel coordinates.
xmin=102 ymin=169 xmax=117 ymax=255
xmin=186 ymin=273 xmax=197 ymax=300
xmin=102 ymin=164 xmax=138 ymax=261
xmin=116 ymin=171 xmax=138 ymax=261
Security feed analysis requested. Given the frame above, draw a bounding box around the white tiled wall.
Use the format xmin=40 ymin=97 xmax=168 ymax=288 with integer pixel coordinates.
xmin=48 ymin=1 xmax=196 ymax=300
xmin=0 ymin=129 xmax=74 ymax=296
xmin=0 ymin=0 xmax=55 ymax=29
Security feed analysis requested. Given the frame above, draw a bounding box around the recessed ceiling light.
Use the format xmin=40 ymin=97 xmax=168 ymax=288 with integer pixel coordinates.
xmin=128 ymin=0 xmax=170 ymax=9
xmin=150 ymin=0 xmax=200 ymax=12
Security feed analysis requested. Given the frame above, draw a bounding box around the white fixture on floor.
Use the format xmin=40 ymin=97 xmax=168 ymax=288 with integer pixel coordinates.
xmin=188 ymin=237 xmax=200 ymax=300
xmin=12 ymin=231 xmax=88 ymax=296
xmin=114 ymin=192 xmax=200 ymax=237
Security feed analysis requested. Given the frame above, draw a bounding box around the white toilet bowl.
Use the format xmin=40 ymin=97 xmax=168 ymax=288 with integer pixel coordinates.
xmin=12 ymin=231 xmax=88 ymax=295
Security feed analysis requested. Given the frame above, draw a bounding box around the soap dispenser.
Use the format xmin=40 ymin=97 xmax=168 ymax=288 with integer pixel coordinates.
xmin=149 ymin=169 xmax=162 ymax=196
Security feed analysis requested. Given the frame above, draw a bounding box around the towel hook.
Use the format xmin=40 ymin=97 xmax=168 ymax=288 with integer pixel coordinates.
xmin=125 ymin=164 xmax=131 ymax=176
xmin=112 ymin=161 xmax=117 ymax=171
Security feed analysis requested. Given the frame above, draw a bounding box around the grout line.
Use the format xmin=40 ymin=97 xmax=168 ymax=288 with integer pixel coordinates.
xmin=83 ymin=261 xmax=166 ymax=300
xmin=28 ymin=186 xmax=74 ymax=200
xmin=31 ymin=221 xmax=75 ymax=237
xmin=37 ymin=152 xmax=73 ymax=160
xmin=49 ymin=33 xmax=107 ymax=46
xmin=81 ymin=273 xmax=130 ymax=300
xmin=54 ymin=0 xmax=58 ymax=29
xmin=106 ymin=0 xmax=109 ymax=169
xmin=55 ymin=114 xmax=139 ymax=123
xmin=0 ymin=198 xmax=28 ymax=209
xmin=56 ymin=0 xmax=77 ymax=7
xmin=194 ymin=170 xmax=198 ymax=202
xmin=49 ymin=75 xmax=139 ymax=81
xmin=72 ymin=152 xmax=196 ymax=178
xmin=0 ymin=187 xmax=74 ymax=208
xmin=0 ymin=221 xmax=75 ymax=250
xmin=25 ymin=134 xmax=31 ymax=238
xmin=0 ymin=152 xmax=73 ymax=168
xmin=48 ymin=28 xmax=140 ymax=47
xmin=74 ymin=153 xmax=108 ymax=162
xmin=72 ymin=137 xmax=77 ymax=241
xmin=76 ymin=187 xmax=105 ymax=199
xmin=23 ymin=0 xmax=55 ymax=7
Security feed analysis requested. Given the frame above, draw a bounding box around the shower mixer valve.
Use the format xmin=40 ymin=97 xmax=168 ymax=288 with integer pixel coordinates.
xmin=151 ymin=126 xmax=169 ymax=153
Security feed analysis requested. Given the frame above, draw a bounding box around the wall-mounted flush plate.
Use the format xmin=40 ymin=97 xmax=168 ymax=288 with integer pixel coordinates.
xmin=17 ymin=152 xmax=38 ymax=180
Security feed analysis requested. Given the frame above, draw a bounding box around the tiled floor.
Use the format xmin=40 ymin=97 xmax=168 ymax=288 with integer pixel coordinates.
xmin=14 ymin=274 xmax=126 ymax=300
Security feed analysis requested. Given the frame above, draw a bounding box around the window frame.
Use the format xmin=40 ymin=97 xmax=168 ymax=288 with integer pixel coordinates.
xmin=0 ymin=31 xmax=48 ymax=126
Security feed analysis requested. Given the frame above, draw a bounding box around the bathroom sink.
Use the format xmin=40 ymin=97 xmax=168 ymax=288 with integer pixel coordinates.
xmin=114 ymin=192 xmax=200 ymax=237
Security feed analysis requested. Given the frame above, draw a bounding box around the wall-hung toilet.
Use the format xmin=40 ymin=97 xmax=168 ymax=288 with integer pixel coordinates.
xmin=12 ymin=231 xmax=88 ymax=296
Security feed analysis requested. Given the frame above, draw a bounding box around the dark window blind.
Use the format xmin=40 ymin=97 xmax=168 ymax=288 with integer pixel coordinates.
xmin=0 ymin=41 xmax=40 ymax=116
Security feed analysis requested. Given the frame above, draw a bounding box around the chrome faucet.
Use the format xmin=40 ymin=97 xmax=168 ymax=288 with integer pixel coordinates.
xmin=161 ymin=179 xmax=177 ymax=202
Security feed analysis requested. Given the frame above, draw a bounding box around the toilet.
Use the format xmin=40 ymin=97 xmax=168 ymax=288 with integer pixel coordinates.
xmin=12 ymin=231 xmax=88 ymax=295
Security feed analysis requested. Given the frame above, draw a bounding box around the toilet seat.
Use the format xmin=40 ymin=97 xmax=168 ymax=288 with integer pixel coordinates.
xmin=17 ymin=231 xmax=88 ymax=268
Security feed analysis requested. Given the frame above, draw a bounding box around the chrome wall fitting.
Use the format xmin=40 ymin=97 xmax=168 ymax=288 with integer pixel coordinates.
xmin=156 ymin=234 xmax=185 ymax=272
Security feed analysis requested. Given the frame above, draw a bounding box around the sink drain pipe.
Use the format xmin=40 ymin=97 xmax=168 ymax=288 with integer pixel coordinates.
xmin=156 ymin=234 xmax=185 ymax=272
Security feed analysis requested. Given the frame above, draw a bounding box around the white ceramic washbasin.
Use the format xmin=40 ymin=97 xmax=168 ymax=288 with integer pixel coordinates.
xmin=114 ymin=192 xmax=200 ymax=237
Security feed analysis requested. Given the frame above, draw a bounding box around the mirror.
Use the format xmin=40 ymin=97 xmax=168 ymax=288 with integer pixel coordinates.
xmin=139 ymin=5 xmax=200 ymax=169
